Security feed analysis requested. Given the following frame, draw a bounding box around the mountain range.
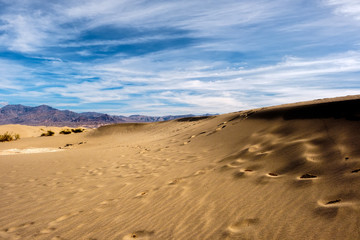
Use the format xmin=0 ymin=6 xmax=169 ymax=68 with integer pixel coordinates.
xmin=0 ymin=104 xmax=211 ymax=127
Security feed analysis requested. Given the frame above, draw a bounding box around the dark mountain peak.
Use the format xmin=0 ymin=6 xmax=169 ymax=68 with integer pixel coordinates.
xmin=34 ymin=105 xmax=57 ymax=113
xmin=36 ymin=104 xmax=55 ymax=110
xmin=1 ymin=104 xmax=28 ymax=110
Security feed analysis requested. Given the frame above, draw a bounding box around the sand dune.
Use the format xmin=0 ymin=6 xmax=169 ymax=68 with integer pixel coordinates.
xmin=1 ymin=96 xmax=360 ymax=239
xmin=0 ymin=125 xmax=78 ymax=139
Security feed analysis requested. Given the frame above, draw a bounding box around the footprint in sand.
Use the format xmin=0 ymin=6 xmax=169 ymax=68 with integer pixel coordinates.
xmin=51 ymin=236 xmax=66 ymax=240
xmin=326 ymin=199 xmax=341 ymax=205
xmin=40 ymin=211 xmax=83 ymax=234
xmin=135 ymin=191 xmax=149 ymax=198
xmin=0 ymin=230 xmax=20 ymax=240
xmin=314 ymin=198 xmax=344 ymax=218
xmin=227 ymin=160 xmax=244 ymax=168
xmin=40 ymin=227 xmax=56 ymax=234
xmin=292 ymin=173 xmax=318 ymax=187
xmin=219 ymin=164 xmax=237 ymax=172
xmin=233 ymin=169 xmax=254 ymax=179
xmin=225 ymin=218 xmax=260 ymax=238
xmin=193 ymin=169 xmax=206 ymax=176
xmin=94 ymin=199 xmax=120 ymax=212
xmin=168 ymin=178 xmax=182 ymax=185
xmin=216 ymin=125 xmax=227 ymax=131
xmin=3 ymin=221 xmax=35 ymax=234
xmin=122 ymin=230 xmax=154 ymax=240
xmin=299 ymin=173 xmax=317 ymax=179
xmin=317 ymin=198 xmax=347 ymax=207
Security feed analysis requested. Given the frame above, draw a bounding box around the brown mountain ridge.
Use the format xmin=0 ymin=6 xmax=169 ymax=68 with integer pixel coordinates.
xmin=0 ymin=104 xmax=211 ymax=127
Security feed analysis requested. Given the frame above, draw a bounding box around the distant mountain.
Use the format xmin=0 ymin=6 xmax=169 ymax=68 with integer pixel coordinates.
xmin=0 ymin=104 xmax=210 ymax=127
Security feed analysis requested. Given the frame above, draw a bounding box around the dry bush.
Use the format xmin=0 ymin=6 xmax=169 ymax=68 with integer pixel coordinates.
xmin=60 ymin=129 xmax=72 ymax=135
xmin=41 ymin=130 xmax=55 ymax=137
xmin=71 ymin=128 xmax=84 ymax=133
xmin=0 ymin=132 xmax=20 ymax=142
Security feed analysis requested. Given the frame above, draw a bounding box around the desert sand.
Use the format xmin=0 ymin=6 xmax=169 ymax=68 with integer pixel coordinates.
xmin=0 ymin=125 xmax=74 ymax=139
xmin=1 ymin=96 xmax=360 ymax=240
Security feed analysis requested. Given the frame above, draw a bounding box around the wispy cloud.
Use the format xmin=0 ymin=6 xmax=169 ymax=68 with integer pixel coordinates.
xmin=325 ymin=0 xmax=360 ymax=20
xmin=23 ymin=50 xmax=359 ymax=115
xmin=0 ymin=0 xmax=359 ymax=115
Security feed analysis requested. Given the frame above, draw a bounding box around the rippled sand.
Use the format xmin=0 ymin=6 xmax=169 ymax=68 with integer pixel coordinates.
xmin=1 ymin=95 xmax=360 ymax=240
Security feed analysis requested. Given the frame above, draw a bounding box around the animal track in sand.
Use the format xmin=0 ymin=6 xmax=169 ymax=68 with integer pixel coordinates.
xmin=122 ymin=230 xmax=155 ymax=239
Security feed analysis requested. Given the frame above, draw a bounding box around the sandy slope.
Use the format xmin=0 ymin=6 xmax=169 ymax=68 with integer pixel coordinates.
xmin=1 ymin=96 xmax=360 ymax=240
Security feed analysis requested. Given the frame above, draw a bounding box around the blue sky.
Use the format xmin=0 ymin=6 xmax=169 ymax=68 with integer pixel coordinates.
xmin=1 ymin=0 xmax=360 ymax=115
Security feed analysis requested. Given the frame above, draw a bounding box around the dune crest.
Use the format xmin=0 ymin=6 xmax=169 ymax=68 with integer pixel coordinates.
xmin=1 ymin=95 xmax=360 ymax=239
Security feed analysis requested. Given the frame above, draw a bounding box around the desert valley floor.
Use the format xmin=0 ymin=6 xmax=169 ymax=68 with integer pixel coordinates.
xmin=1 ymin=96 xmax=360 ymax=240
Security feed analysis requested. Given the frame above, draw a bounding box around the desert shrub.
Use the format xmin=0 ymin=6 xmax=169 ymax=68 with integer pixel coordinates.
xmin=13 ymin=133 xmax=20 ymax=140
xmin=71 ymin=128 xmax=84 ymax=133
xmin=41 ymin=130 xmax=55 ymax=137
xmin=0 ymin=132 xmax=20 ymax=142
xmin=59 ymin=129 xmax=72 ymax=135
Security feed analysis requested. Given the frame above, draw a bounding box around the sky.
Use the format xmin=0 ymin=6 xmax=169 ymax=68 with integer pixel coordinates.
xmin=0 ymin=0 xmax=360 ymax=115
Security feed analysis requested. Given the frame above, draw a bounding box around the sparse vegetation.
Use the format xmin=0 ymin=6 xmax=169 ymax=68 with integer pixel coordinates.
xmin=59 ymin=129 xmax=72 ymax=135
xmin=41 ymin=130 xmax=55 ymax=137
xmin=14 ymin=133 xmax=20 ymax=140
xmin=71 ymin=128 xmax=84 ymax=133
xmin=0 ymin=132 xmax=20 ymax=142
xmin=0 ymin=133 xmax=13 ymax=142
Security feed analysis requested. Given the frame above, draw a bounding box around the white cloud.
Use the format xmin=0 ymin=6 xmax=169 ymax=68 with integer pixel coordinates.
xmin=0 ymin=59 xmax=32 ymax=90
xmin=1 ymin=1 xmax=360 ymax=115
xmin=30 ymin=50 xmax=359 ymax=115
xmin=325 ymin=0 xmax=360 ymax=20
xmin=0 ymin=0 xmax=286 ymax=53
xmin=0 ymin=12 xmax=54 ymax=52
